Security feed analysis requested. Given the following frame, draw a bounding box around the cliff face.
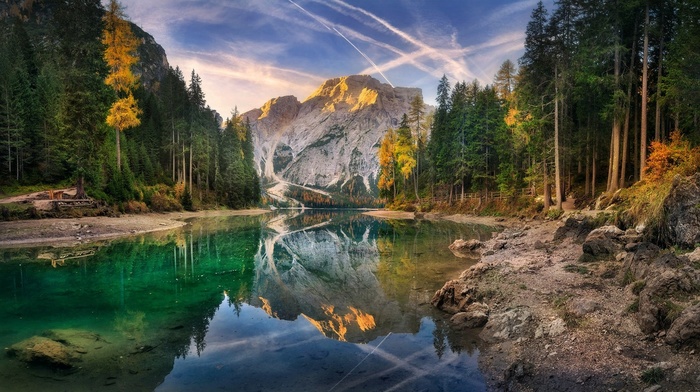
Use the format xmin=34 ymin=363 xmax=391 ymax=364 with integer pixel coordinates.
xmin=242 ymin=75 xmax=422 ymax=196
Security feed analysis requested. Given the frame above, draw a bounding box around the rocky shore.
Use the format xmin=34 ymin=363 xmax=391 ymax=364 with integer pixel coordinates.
xmin=432 ymin=213 xmax=700 ymax=391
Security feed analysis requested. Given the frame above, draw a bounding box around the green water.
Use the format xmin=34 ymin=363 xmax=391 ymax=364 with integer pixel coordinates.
xmin=0 ymin=211 xmax=494 ymax=391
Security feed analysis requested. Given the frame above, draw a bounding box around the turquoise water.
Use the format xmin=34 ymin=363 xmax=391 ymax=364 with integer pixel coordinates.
xmin=0 ymin=211 xmax=493 ymax=391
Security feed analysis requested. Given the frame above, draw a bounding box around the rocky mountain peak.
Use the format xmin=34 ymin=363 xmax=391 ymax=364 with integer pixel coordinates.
xmin=242 ymin=75 xmax=424 ymax=204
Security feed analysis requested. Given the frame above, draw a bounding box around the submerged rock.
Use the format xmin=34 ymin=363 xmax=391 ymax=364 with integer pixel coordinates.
xmin=7 ymin=336 xmax=78 ymax=368
xmin=448 ymin=239 xmax=483 ymax=258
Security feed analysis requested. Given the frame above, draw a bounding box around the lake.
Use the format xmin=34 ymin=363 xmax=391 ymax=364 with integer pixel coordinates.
xmin=0 ymin=211 xmax=495 ymax=391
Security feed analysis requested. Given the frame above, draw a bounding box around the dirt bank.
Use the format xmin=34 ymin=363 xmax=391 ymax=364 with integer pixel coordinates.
xmin=433 ymin=214 xmax=700 ymax=391
xmin=0 ymin=209 xmax=271 ymax=248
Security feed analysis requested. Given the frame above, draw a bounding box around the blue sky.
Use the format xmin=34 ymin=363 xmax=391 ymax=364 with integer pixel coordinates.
xmin=115 ymin=0 xmax=555 ymax=116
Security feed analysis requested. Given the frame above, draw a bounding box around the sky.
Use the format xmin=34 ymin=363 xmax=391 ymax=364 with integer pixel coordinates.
xmin=114 ymin=0 xmax=555 ymax=117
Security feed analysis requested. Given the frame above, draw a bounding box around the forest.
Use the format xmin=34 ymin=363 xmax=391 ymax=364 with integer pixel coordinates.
xmin=0 ymin=0 xmax=260 ymax=212
xmin=379 ymin=0 xmax=700 ymax=218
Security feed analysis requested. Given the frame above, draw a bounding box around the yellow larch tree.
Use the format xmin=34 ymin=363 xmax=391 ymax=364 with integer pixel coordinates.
xmin=378 ymin=128 xmax=397 ymax=200
xmin=103 ymin=0 xmax=141 ymax=171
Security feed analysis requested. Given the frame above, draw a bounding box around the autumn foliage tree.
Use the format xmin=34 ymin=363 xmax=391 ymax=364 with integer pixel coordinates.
xmin=378 ymin=128 xmax=396 ymax=200
xmin=103 ymin=0 xmax=140 ymax=171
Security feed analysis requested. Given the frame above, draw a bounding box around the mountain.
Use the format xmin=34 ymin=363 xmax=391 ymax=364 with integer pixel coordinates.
xmin=241 ymin=75 xmax=424 ymax=204
xmin=0 ymin=0 xmax=169 ymax=93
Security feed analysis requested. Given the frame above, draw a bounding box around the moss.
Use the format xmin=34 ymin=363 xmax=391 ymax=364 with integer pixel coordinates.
xmin=564 ymin=264 xmax=589 ymax=275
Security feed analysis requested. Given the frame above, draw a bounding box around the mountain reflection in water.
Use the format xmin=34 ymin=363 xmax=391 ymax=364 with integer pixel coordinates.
xmin=0 ymin=211 xmax=494 ymax=391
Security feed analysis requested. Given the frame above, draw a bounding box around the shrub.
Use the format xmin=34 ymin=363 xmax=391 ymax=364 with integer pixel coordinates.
xmin=640 ymin=367 xmax=664 ymax=384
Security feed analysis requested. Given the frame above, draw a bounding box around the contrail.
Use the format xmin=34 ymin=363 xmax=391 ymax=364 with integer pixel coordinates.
xmin=287 ymin=0 xmax=394 ymax=87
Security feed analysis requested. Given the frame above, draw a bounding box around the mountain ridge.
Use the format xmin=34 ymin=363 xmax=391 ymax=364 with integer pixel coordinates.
xmin=242 ymin=75 xmax=424 ymax=204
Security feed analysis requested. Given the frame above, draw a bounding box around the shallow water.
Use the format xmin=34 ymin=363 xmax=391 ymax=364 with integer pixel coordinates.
xmin=0 ymin=211 xmax=494 ymax=391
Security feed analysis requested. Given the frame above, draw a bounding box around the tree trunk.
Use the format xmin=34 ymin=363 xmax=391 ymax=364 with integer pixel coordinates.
xmin=116 ymin=127 xmax=121 ymax=171
xmin=76 ymin=174 xmax=86 ymax=199
xmin=640 ymin=3 xmax=650 ymax=180
xmin=655 ymin=18 xmax=664 ymax=141
xmin=609 ymin=44 xmax=621 ymax=193
xmin=592 ymin=142 xmax=597 ymax=198
xmin=543 ymin=157 xmax=551 ymax=212
xmin=621 ymin=24 xmax=637 ymax=189
xmin=554 ymin=66 xmax=562 ymax=210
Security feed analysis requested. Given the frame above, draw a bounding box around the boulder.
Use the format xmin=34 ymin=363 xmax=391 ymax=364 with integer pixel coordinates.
xmin=7 ymin=336 xmax=78 ymax=368
xmin=554 ymin=215 xmax=596 ymax=243
xmin=431 ymin=279 xmax=474 ymax=314
xmin=480 ymin=307 xmax=533 ymax=343
xmin=662 ymin=173 xmax=700 ymax=248
xmin=581 ymin=225 xmax=625 ymax=259
xmin=567 ymin=298 xmax=599 ymax=317
xmin=666 ymin=303 xmax=700 ymax=346
xmin=448 ymin=239 xmax=482 ymax=258
xmin=637 ymin=269 xmax=699 ymax=334
xmin=450 ymin=302 xmax=490 ymax=329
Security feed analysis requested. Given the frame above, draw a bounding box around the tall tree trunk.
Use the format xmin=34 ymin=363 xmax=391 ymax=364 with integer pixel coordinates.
xmin=634 ymin=94 xmax=639 ymax=181
xmin=640 ymin=3 xmax=650 ymax=180
xmin=585 ymin=117 xmax=591 ymax=196
xmin=543 ymin=156 xmax=551 ymax=212
xmin=621 ymin=24 xmax=637 ymax=188
xmin=609 ymin=44 xmax=621 ymax=193
xmin=554 ymin=66 xmax=562 ymax=210
xmin=592 ymin=144 xmax=597 ymax=198
xmin=655 ymin=22 xmax=665 ymax=141
xmin=189 ymin=139 xmax=193 ymax=193
xmin=116 ymin=127 xmax=121 ymax=171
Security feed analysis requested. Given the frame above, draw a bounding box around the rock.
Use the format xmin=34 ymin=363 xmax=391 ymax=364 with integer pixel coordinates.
xmin=666 ymin=303 xmax=700 ymax=346
xmin=680 ymin=247 xmax=700 ymax=263
xmin=7 ymin=336 xmax=78 ymax=368
xmin=431 ymin=279 xmax=474 ymax=314
xmin=623 ymin=242 xmax=662 ymax=281
xmin=535 ymin=318 xmax=566 ymax=338
xmin=493 ymin=240 xmax=507 ymax=250
xmin=534 ymin=240 xmax=547 ymax=250
xmin=450 ymin=238 xmax=483 ymax=251
xmin=448 ymin=239 xmax=483 ymax=258
xmin=581 ymin=225 xmax=625 ymax=259
xmin=661 ymin=173 xmax=700 ymax=248
xmin=480 ymin=307 xmax=533 ymax=343
xmin=504 ymin=360 xmax=533 ymax=381
xmin=637 ymin=270 xmax=699 ymax=334
xmin=643 ymin=385 xmax=662 ymax=392
xmin=554 ymin=215 xmax=596 ymax=243
xmin=450 ymin=303 xmax=490 ymax=328
xmin=568 ymin=298 xmax=599 ymax=317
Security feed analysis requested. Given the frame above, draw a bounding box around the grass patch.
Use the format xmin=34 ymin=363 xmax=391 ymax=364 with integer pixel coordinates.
xmin=631 ymin=280 xmax=646 ymax=295
xmin=519 ymin=284 xmax=527 ymax=290
xmin=626 ymin=299 xmax=639 ymax=313
xmin=640 ymin=367 xmax=664 ymax=384
xmin=621 ymin=268 xmax=635 ymax=286
xmin=564 ymin=264 xmax=589 ymax=275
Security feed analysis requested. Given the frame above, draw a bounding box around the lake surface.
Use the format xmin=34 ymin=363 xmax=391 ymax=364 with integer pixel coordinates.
xmin=0 ymin=211 xmax=495 ymax=391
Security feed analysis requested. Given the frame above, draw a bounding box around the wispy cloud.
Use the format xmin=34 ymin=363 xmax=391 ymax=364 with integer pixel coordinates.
xmin=117 ymin=0 xmax=539 ymax=113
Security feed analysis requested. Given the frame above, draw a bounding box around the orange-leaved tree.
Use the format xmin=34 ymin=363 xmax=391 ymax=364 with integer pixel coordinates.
xmin=103 ymin=0 xmax=141 ymax=171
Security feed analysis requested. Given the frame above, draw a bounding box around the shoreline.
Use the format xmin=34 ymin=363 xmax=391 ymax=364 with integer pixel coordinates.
xmin=0 ymin=209 xmax=271 ymax=248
